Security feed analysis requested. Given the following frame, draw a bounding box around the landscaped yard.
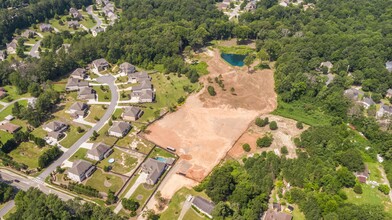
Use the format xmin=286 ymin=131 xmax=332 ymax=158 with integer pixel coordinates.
xmin=9 ymin=142 xmax=45 ymax=169
xmin=183 ymin=208 xmax=208 ymax=220
xmin=0 ymin=100 xmax=28 ymax=121
xmin=98 ymin=148 xmax=138 ymax=175
xmin=93 ymin=86 xmax=111 ymax=102
xmin=68 ymin=148 xmax=88 ymax=162
xmin=113 ymin=108 xmax=123 ymax=119
xmin=0 ymin=131 xmax=13 ymax=144
xmin=344 ymin=184 xmax=392 ymax=212
xmin=116 ymin=134 xmax=154 ymax=154
xmin=93 ymin=123 xmax=118 ymax=146
xmin=60 ymin=126 xmax=86 ymax=148
xmin=130 ymin=184 xmax=155 ymax=208
xmin=31 ymin=127 xmax=47 ymax=139
xmin=149 ymin=147 xmax=176 ymax=159
xmin=0 ymin=86 xmax=31 ymax=103
xmin=86 ymin=169 xmax=124 ymax=193
xmin=85 ymin=105 xmax=106 ymax=123
xmin=79 ymin=11 xmax=96 ymax=29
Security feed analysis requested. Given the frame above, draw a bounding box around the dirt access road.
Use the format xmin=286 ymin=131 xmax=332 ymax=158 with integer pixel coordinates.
xmin=144 ymin=48 xmax=277 ymax=200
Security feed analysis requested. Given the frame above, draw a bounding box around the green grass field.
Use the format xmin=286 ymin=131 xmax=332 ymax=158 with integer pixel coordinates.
xmin=0 ymin=86 xmax=31 ymax=103
xmin=85 ymin=105 xmax=106 ymax=123
xmin=86 ymin=169 xmax=124 ymax=193
xmin=0 ymin=131 xmax=13 ymax=144
xmin=130 ymin=184 xmax=155 ymax=209
xmin=98 ymin=148 xmax=138 ymax=175
xmin=149 ymin=147 xmax=176 ymax=159
xmin=216 ymin=45 xmax=254 ymax=55
xmin=9 ymin=142 xmax=45 ymax=169
xmin=60 ymin=126 xmax=86 ymax=148
xmin=31 ymin=127 xmax=47 ymax=139
xmin=190 ymin=61 xmax=209 ymax=76
xmin=80 ymin=11 xmax=96 ymax=29
xmin=344 ymin=184 xmax=392 ymax=213
xmin=0 ymin=100 xmax=28 ymax=121
xmin=93 ymin=123 xmax=118 ymax=146
xmin=113 ymin=108 xmax=123 ymax=119
xmin=184 ymin=207 xmax=209 ymax=220
xmin=68 ymin=148 xmax=88 ymax=162
xmin=93 ymin=86 xmax=111 ymax=102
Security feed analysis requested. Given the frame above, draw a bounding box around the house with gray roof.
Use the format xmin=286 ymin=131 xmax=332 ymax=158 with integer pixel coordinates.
xmin=43 ymin=121 xmax=68 ymax=133
xmin=264 ymin=209 xmax=293 ymax=220
xmin=344 ymin=88 xmax=363 ymax=101
xmin=67 ymin=160 xmax=96 ymax=182
xmin=86 ymin=142 xmax=113 ymax=161
xmin=119 ymin=62 xmax=136 ymax=75
xmin=77 ymin=87 xmax=96 ymax=101
xmin=67 ymin=20 xmax=79 ymax=29
xmin=39 ymin=24 xmax=52 ymax=32
xmin=122 ymin=106 xmax=143 ymax=121
xmin=108 ymin=121 xmax=131 ymax=137
xmin=131 ymin=90 xmax=155 ymax=103
xmin=386 ymin=61 xmax=392 ymax=73
xmin=69 ymin=102 xmax=88 ymax=118
xmin=66 ymin=78 xmax=89 ymax=91
xmin=92 ymin=27 xmax=105 ymax=37
xmin=69 ymin=8 xmax=83 ymax=19
xmin=47 ymin=131 xmax=64 ymax=141
xmin=21 ymin=30 xmax=35 ymax=38
xmin=92 ymin=58 xmax=109 ymax=72
xmin=132 ymin=80 xmax=152 ymax=92
xmin=386 ymin=89 xmax=392 ymax=99
xmin=377 ymin=104 xmax=392 ymax=118
xmin=128 ymin=71 xmax=151 ymax=84
xmin=361 ymin=97 xmax=375 ymax=109
xmin=6 ymin=39 xmax=17 ymax=54
xmin=141 ymin=158 xmax=166 ymax=185
xmin=191 ymin=196 xmax=215 ymax=219
xmin=70 ymin=68 xmax=87 ymax=79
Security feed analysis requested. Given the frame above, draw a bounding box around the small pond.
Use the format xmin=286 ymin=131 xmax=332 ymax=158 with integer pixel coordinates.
xmin=220 ymin=53 xmax=246 ymax=67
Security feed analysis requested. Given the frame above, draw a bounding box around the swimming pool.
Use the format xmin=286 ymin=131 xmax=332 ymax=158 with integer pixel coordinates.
xmin=156 ymin=157 xmax=166 ymax=163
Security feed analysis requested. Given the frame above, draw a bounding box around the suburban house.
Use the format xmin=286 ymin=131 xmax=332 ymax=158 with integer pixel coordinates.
xmin=6 ymin=40 xmax=17 ymax=54
xmin=39 ymin=24 xmax=52 ymax=32
xmin=386 ymin=61 xmax=392 ymax=73
xmin=344 ymin=88 xmax=364 ymax=101
xmin=47 ymin=131 xmax=65 ymax=141
xmin=119 ymin=62 xmax=136 ymax=75
xmin=43 ymin=121 xmax=68 ymax=133
xmin=66 ymin=78 xmax=89 ymax=91
xmin=320 ymin=61 xmax=334 ymax=73
xmin=86 ymin=142 xmax=113 ymax=161
xmin=245 ymin=1 xmax=256 ymax=11
xmin=128 ymin=71 xmax=151 ymax=84
xmin=4 ymin=115 xmax=14 ymax=121
xmin=264 ymin=210 xmax=293 ymax=220
xmin=77 ymin=87 xmax=96 ymax=100
xmin=69 ymin=8 xmax=83 ymax=19
xmin=69 ymin=102 xmax=88 ymax=118
xmin=377 ymin=104 xmax=392 ymax=118
xmin=273 ymin=203 xmax=282 ymax=212
xmin=96 ymin=0 xmax=103 ymax=5
xmin=70 ymin=68 xmax=87 ymax=79
xmin=141 ymin=158 xmax=166 ymax=185
xmin=131 ymin=89 xmax=155 ymax=103
xmin=0 ymin=123 xmax=21 ymax=134
xmin=67 ymin=160 xmax=96 ymax=182
xmin=92 ymin=58 xmax=109 ymax=72
xmin=0 ymin=87 xmax=7 ymax=98
xmin=361 ymin=97 xmax=376 ymax=109
xmin=21 ymin=30 xmax=35 ymax=38
xmin=191 ymin=196 xmax=215 ymax=219
xmin=92 ymin=27 xmax=105 ymax=37
xmin=0 ymin=50 xmax=5 ymax=61
xmin=386 ymin=89 xmax=392 ymax=99
xmin=355 ymin=165 xmax=370 ymax=183
xmin=122 ymin=106 xmax=143 ymax=121
xmin=108 ymin=121 xmax=131 ymax=137
xmin=67 ymin=20 xmax=80 ymax=29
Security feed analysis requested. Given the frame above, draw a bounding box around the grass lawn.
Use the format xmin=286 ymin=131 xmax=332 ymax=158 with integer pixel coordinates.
xmin=0 ymin=86 xmax=31 ymax=103
xmin=189 ymin=61 xmax=209 ymax=76
xmin=291 ymin=204 xmax=305 ymax=220
xmin=9 ymin=142 xmax=45 ymax=169
xmin=85 ymin=105 xmax=106 ymax=123
xmin=31 ymin=127 xmax=47 ymax=139
xmin=149 ymin=147 xmax=176 ymax=159
xmin=98 ymin=148 xmax=138 ymax=175
xmin=184 ymin=208 xmax=209 ymax=220
xmin=116 ymin=134 xmax=153 ymax=154
xmin=272 ymin=99 xmax=332 ymax=126
xmin=366 ymin=162 xmax=383 ymax=183
xmin=49 ymin=16 xmax=74 ymax=32
xmin=113 ymin=108 xmax=123 ymax=119
xmin=0 ymin=131 xmax=13 ymax=144
xmin=80 ymin=11 xmax=96 ymax=29
xmin=93 ymin=86 xmax=111 ymax=102
xmin=344 ymin=184 xmax=392 ymax=213
xmin=216 ymin=45 xmax=254 ymax=55
xmin=60 ymin=126 xmax=86 ymax=148
xmin=119 ymin=90 xmax=132 ymax=101
xmin=25 ymin=35 xmax=41 ymax=44
xmin=130 ymin=184 xmax=155 ymax=208
xmin=119 ymin=173 xmax=140 ymax=199
xmin=68 ymin=148 xmax=88 ymax=162
xmin=51 ymin=78 xmax=68 ymax=92
xmin=94 ymin=123 xmax=118 ymax=146
xmin=116 ymin=76 xmax=128 ymax=83
xmin=86 ymin=169 xmax=124 ymax=193
xmin=0 ymin=100 xmax=28 ymax=121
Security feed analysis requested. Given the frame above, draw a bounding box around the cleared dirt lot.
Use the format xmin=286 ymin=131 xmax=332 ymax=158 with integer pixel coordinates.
xmin=145 ymin=49 xmax=277 ymax=181
xmin=228 ymin=114 xmax=308 ymax=159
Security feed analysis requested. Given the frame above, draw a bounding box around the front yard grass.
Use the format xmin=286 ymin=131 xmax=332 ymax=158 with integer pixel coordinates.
xmin=68 ymin=148 xmax=88 ymax=162
xmin=80 ymin=11 xmax=96 ymax=29
xmin=0 ymin=100 xmax=28 ymax=120
xmin=343 ymin=184 xmax=392 ymax=212
xmin=113 ymin=108 xmax=123 ymax=119
xmin=93 ymin=123 xmax=118 ymax=146
xmin=9 ymin=142 xmax=45 ymax=169
xmin=31 ymin=127 xmax=47 ymax=139
xmin=86 ymin=169 xmax=124 ymax=193
xmin=184 ymin=208 xmax=209 ymax=220
xmin=85 ymin=105 xmax=106 ymax=123
xmin=98 ymin=148 xmax=138 ymax=175
xmin=0 ymin=86 xmax=31 ymax=103
xmin=93 ymin=86 xmax=111 ymax=102
xmin=60 ymin=126 xmax=86 ymax=148
xmin=0 ymin=131 xmax=13 ymax=144
xmin=130 ymin=184 xmax=155 ymax=209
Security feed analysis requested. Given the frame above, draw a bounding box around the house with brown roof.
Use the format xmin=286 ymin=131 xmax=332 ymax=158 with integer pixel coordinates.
xmin=0 ymin=87 xmax=7 ymax=99
xmin=108 ymin=121 xmax=131 ymax=137
xmin=92 ymin=58 xmax=109 ymax=72
xmin=70 ymin=68 xmax=87 ymax=80
xmin=67 ymin=160 xmax=96 ymax=182
xmin=355 ymin=165 xmax=370 ymax=183
xmin=141 ymin=158 xmax=166 ymax=185
xmin=66 ymin=78 xmax=89 ymax=91
xmin=191 ymin=196 xmax=215 ymax=219
xmin=21 ymin=30 xmax=35 ymax=38
xmin=77 ymin=87 xmax=96 ymax=101
xmin=0 ymin=123 xmax=21 ymax=134
xmin=67 ymin=20 xmax=80 ymax=29
xmin=86 ymin=142 xmax=113 ymax=161
xmin=69 ymin=102 xmax=88 ymax=118
xmin=122 ymin=106 xmax=143 ymax=121
xmin=264 ymin=210 xmax=293 ymax=220
xmin=39 ymin=24 xmax=52 ymax=32
xmin=119 ymin=62 xmax=136 ymax=75
xmin=43 ymin=121 xmax=68 ymax=133
xmin=47 ymin=131 xmax=65 ymax=141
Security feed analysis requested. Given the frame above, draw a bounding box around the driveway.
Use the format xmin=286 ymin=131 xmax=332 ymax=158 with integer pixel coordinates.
xmin=0 ymin=98 xmax=31 ymax=112
xmin=87 ymin=5 xmax=102 ymax=30
xmin=178 ymin=196 xmax=193 ymax=220
xmin=113 ymin=172 xmax=148 ymax=214
xmin=29 ymin=40 xmax=41 ymax=58
xmin=37 ymin=75 xmax=118 ymax=180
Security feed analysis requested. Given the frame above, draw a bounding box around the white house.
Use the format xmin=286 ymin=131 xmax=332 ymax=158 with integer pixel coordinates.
xmin=67 ymin=160 xmax=96 ymax=182
xmin=86 ymin=142 xmax=113 ymax=161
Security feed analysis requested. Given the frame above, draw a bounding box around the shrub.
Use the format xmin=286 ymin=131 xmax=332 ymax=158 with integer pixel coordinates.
xmin=296 ymin=121 xmax=303 ymax=129
xmin=294 ymin=138 xmax=301 ymax=147
xmin=281 ymin=146 xmax=288 ymax=155
xmin=207 ymin=86 xmax=216 ymax=96
xmin=378 ymin=184 xmax=390 ymax=195
xmin=255 ymin=117 xmax=269 ymax=127
xmin=257 ymin=135 xmax=273 ymax=148
xmin=108 ymin=120 xmax=113 ymax=126
xmin=353 ymin=184 xmax=363 ymax=194
xmin=77 ymin=126 xmax=84 ymax=133
xmin=103 ymin=166 xmax=110 ymax=172
xmin=269 ymin=121 xmax=278 ymax=130
xmin=242 ymin=143 xmax=251 ymax=152
xmin=122 ymin=198 xmax=140 ymax=211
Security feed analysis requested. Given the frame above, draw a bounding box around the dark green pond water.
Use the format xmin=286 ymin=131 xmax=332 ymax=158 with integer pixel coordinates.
xmin=221 ymin=53 xmax=246 ymax=67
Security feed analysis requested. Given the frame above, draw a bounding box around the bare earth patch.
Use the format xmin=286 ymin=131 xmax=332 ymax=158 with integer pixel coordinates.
xmin=228 ymin=114 xmax=308 ymax=159
xmin=144 ymin=48 xmax=277 ymax=202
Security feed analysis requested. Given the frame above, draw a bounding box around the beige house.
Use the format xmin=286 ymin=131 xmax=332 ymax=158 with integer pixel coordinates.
xmin=141 ymin=158 xmax=166 ymax=185
xmin=122 ymin=106 xmax=143 ymax=121
xmin=67 ymin=160 xmax=96 ymax=182
xmin=108 ymin=121 xmax=131 ymax=137
xmin=86 ymin=142 xmax=113 ymax=161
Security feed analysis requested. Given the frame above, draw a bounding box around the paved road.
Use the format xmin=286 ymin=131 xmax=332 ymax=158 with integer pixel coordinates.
xmin=229 ymin=3 xmax=241 ymax=20
xmin=29 ymin=40 xmax=41 ymax=58
xmin=0 ymin=200 xmax=14 ymax=218
xmin=38 ymin=75 xmax=118 ymax=180
xmin=87 ymin=5 xmax=102 ymax=30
